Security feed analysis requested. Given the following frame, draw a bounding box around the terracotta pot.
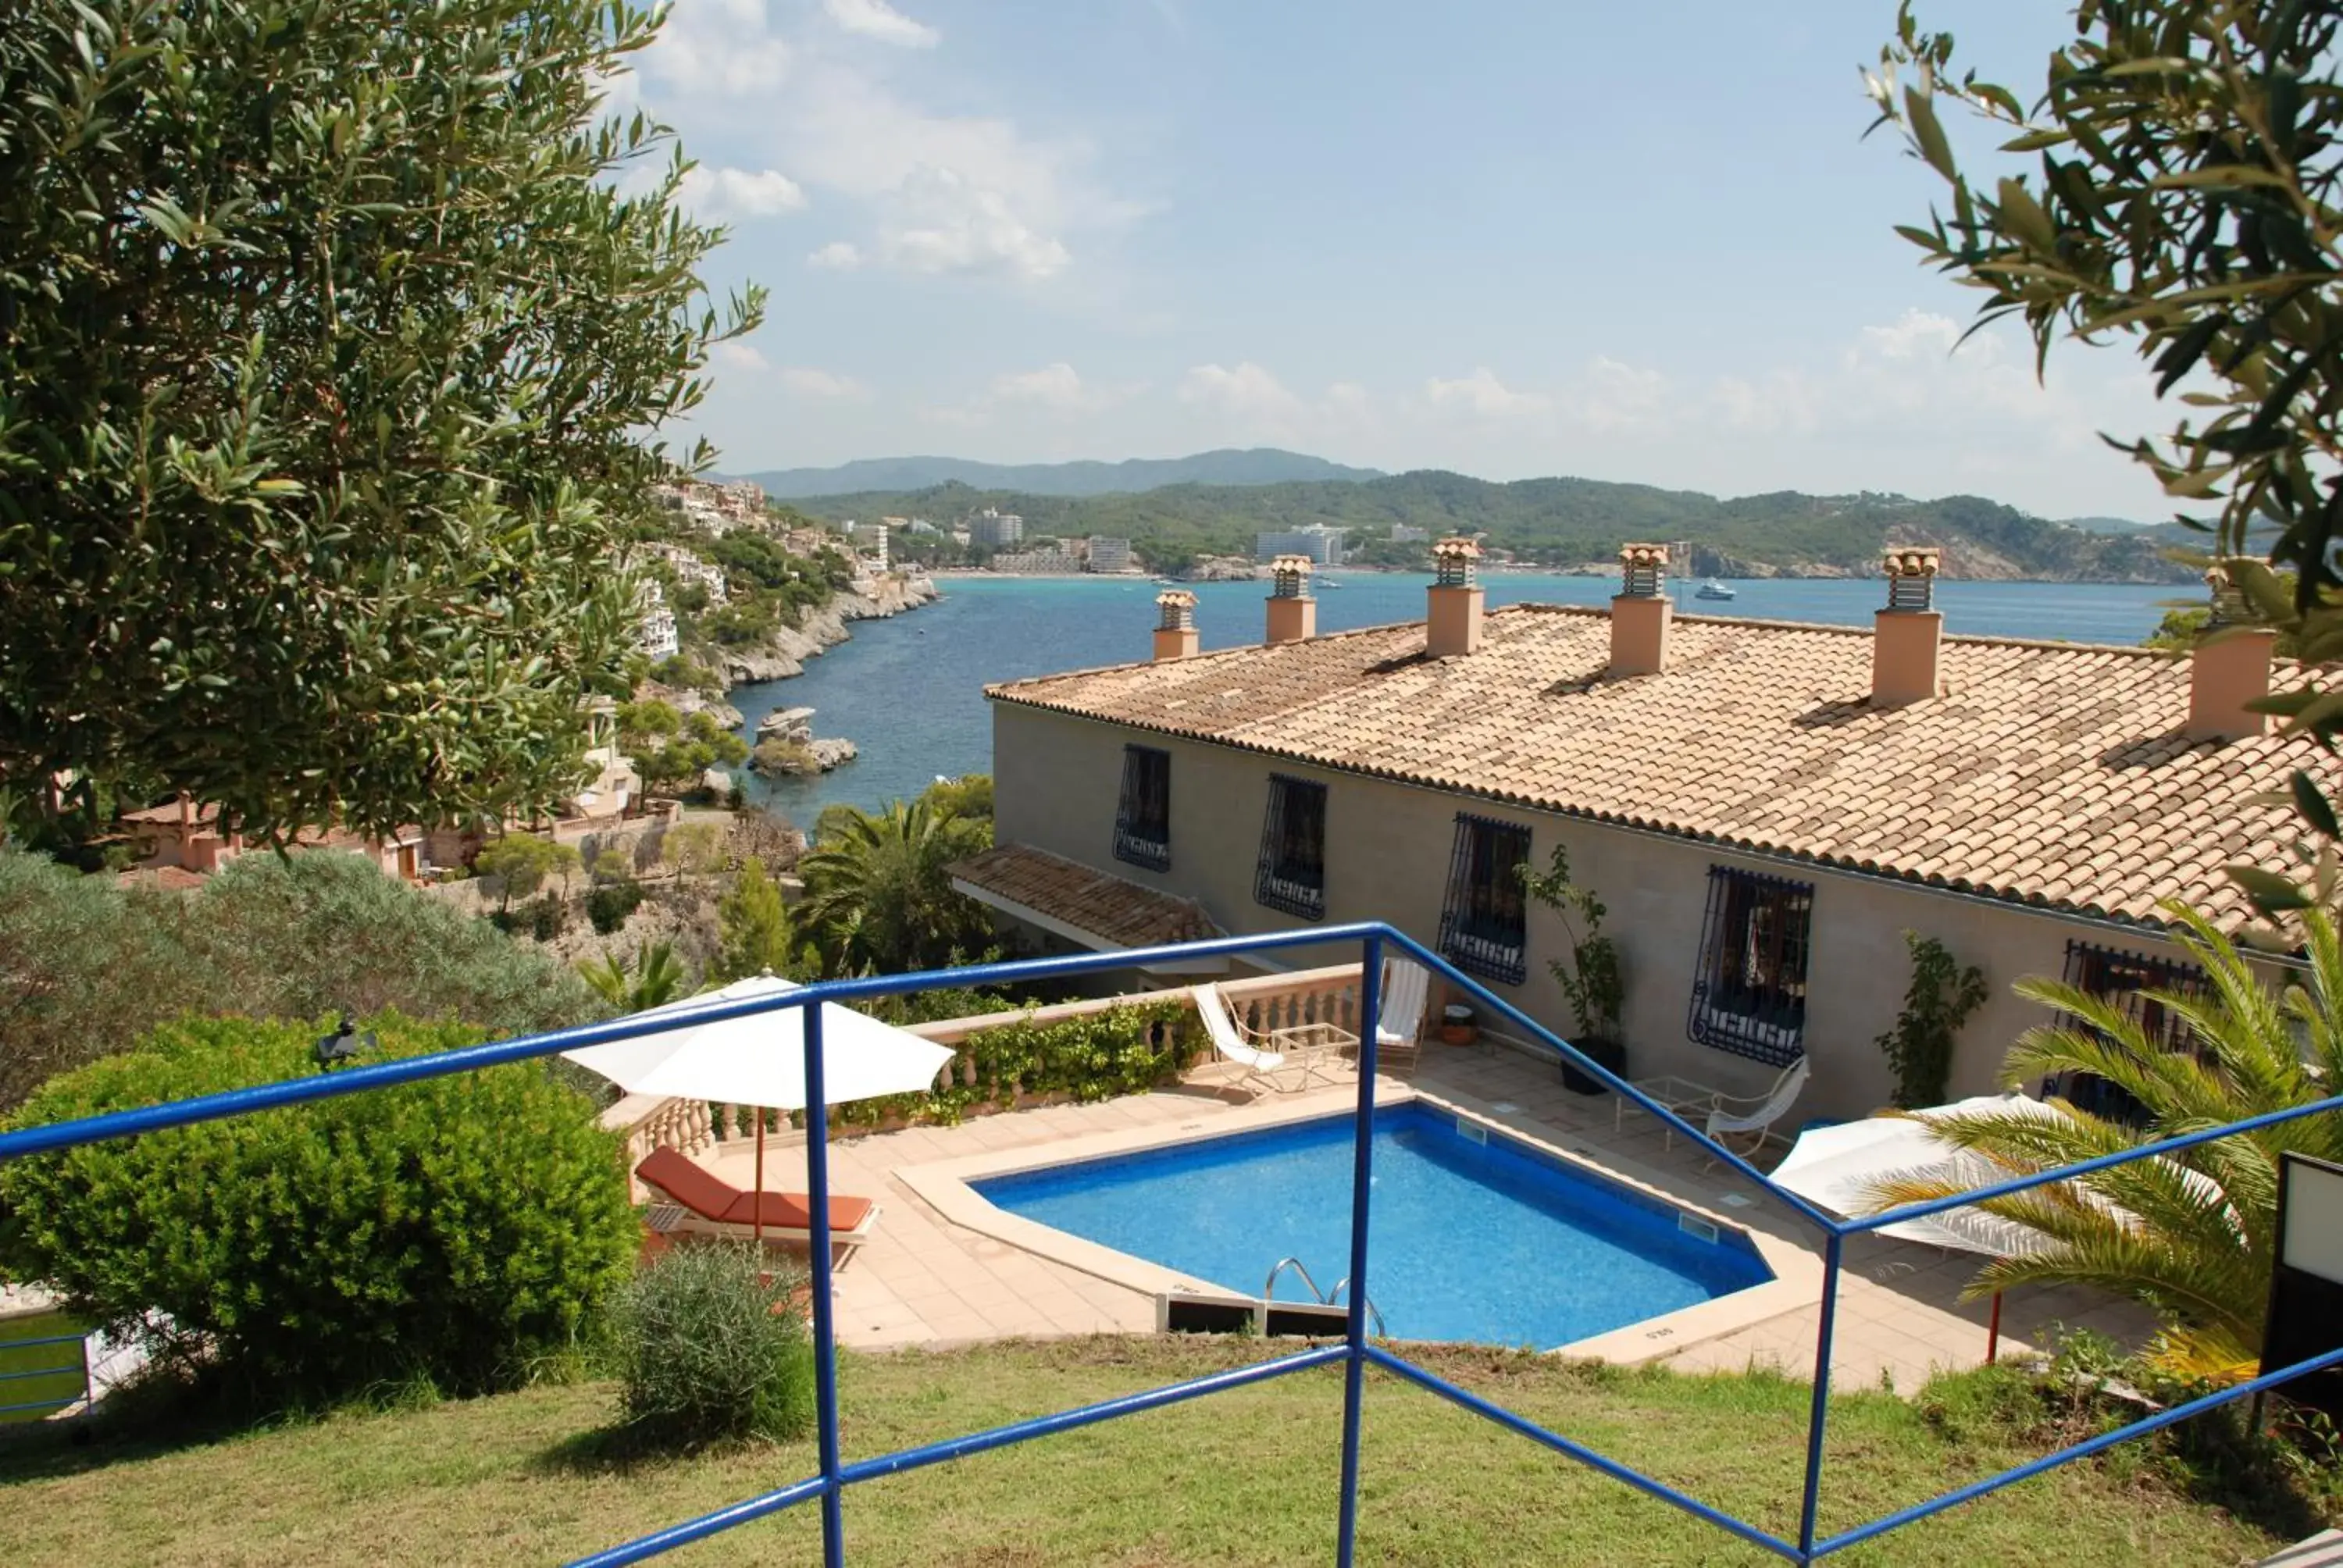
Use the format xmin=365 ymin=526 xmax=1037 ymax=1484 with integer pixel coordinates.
xmin=1440 ymin=1023 xmax=1478 ymax=1047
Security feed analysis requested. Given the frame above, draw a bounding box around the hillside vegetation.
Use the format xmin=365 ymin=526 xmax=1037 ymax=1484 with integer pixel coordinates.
xmin=802 ymin=472 xmax=2199 ymax=581
xmin=740 ymin=447 xmax=1382 ymax=498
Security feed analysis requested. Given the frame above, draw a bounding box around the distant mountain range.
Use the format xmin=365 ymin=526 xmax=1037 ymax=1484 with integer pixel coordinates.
xmin=733 ymin=447 xmax=1385 ymax=499
xmin=780 ymin=468 xmax=2201 ymax=584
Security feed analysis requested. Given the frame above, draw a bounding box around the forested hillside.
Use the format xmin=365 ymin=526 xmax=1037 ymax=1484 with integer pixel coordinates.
xmin=796 ymin=471 xmax=2199 ymax=582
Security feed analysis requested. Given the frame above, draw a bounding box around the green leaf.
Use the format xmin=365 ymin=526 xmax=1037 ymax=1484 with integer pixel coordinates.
xmin=2291 ymin=770 xmax=2341 ymax=839
xmin=1904 ymin=84 xmax=1957 ymax=180
xmin=2226 ymin=864 xmax=2313 ymax=913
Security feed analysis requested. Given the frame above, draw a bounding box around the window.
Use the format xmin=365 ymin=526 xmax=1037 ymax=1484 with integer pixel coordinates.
xmin=1255 ymin=775 xmax=1328 ymax=920
xmin=2045 ymin=941 xmax=2211 ymax=1125
xmin=1686 ymin=867 xmax=1814 ymax=1065
xmin=1112 ymin=745 xmax=1172 ymax=871
xmin=1438 ymin=814 xmax=1531 ymax=985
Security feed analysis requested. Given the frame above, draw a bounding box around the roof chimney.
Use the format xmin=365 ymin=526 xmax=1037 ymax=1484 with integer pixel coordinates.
xmin=1873 ymin=547 xmax=1943 ymax=707
xmin=1427 ymin=536 xmax=1483 ymax=657
xmin=2187 ymin=562 xmax=2276 ymax=742
xmin=1610 ymin=543 xmax=1672 ymax=676
xmin=1153 ymin=589 xmax=1199 ymax=662
xmin=1266 ymin=554 xmax=1316 ymax=645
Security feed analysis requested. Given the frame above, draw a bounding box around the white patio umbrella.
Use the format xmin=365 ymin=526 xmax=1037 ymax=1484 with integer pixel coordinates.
xmin=562 ymin=974 xmax=956 ymax=1243
xmin=1772 ymin=1094 xmax=2070 ymax=1360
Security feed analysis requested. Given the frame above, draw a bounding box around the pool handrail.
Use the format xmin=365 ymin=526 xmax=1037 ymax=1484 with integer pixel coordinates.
xmin=1 ymin=921 xmax=2338 ymax=1566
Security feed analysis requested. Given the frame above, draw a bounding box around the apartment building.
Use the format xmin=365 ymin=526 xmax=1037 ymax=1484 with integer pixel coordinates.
xmin=958 ymin=542 xmax=2315 ymax=1120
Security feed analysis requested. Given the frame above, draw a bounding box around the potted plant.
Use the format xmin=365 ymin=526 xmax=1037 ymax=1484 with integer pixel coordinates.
xmin=1439 ymin=1003 xmax=1478 ymax=1047
xmin=1518 ymin=846 xmax=1627 ymax=1094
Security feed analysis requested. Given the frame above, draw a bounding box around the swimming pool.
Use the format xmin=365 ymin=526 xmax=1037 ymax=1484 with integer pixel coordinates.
xmin=972 ymin=1102 xmax=1772 ymax=1349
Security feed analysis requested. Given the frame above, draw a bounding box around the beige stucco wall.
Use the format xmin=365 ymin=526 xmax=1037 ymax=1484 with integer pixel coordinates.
xmin=992 ymin=700 xmax=2214 ymax=1121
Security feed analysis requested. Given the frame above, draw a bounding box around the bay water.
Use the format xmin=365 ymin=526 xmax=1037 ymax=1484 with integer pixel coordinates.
xmin=734 ymin=572 xmax=2191 ymax=823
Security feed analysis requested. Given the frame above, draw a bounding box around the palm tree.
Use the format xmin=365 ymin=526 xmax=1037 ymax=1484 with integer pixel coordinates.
xmin=578 ymin=939 xmax=688 ymax=1012
xmin=793 ymin=798 xmax=991 ymax=978
xmin=1870 ymin=901 xmax=2343 ymax=1378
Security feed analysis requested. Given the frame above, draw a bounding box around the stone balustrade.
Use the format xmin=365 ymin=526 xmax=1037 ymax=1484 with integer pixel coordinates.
xmin=597 ymin=963 xmax=1375 ymax=1184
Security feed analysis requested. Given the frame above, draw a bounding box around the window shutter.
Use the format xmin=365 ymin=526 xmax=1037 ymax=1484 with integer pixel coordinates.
xmin=1437 ymin=814 xmax=1528 ymax=985
xmin=1254 ymin=775 xmax=1327 ymax=920
xmin=2044 ymin=940 xmax=2212 ymax=1124
xmin=1112 ymin=746 xmax=1172 ymax=871
xmin=1687 ymin=866 xmax=1813 ymax=1065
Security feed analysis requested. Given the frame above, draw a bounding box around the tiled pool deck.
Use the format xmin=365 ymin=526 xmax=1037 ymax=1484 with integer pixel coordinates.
xmin=699 ymin=1039 xmax=2152 ymax=1393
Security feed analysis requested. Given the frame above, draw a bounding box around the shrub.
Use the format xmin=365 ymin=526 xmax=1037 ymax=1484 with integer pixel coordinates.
xmin=611 ymin=1243 xmax=813 ymax=1448
xmin=798 ymin=998 xmax=1196 ymax=1133
xmin=528 ymin=893 xmax=567 ymax=942
xmin=0 ymin=1011 xmax=638 ymax=1406
xmin=586 ymin=878 xmax=646 ymax=934
xmin=0 ymin=849 xmax=604 ymax=1110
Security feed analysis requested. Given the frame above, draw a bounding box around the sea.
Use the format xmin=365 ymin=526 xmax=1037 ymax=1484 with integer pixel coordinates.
xmin=730 ymin=572 xmax=2193 ymax=823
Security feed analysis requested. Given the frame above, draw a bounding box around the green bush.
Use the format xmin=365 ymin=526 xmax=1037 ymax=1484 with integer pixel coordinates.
xmin=586 ymin=879 xmax=647 ymax=935
xmin=792 ymin=999 xmax=1197 ymax=1134
xmin=611 ymin=1243 xmax=813 ymax=1448
xmin=0 ymin=848 xmax=604 ymax=1110
xmin=0 ymin=1011 xmax=638 ymax=1406
xmin=527 ymin=894 xmax=567 ymax=942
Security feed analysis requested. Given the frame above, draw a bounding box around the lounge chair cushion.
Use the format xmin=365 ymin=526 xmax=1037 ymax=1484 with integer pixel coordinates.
xmin=635 ymin=1146 xmax=876 ymax=1234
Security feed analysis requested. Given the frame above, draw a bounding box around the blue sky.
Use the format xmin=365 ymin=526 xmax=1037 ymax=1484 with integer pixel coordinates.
xmin=626 ymin=1 xmax=2172 ymax=519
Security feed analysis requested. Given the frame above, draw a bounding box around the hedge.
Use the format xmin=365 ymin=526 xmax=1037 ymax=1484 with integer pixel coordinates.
xmin=0 ymin=1012 xmax=638 ymax=1406
xmin=780 ymin=998 xmax=1200 ymax=1133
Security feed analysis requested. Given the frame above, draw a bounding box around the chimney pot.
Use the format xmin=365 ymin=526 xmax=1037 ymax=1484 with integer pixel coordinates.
xmin=1610 ymin=543 xmax=1673 ymax=675
xmin=1266 ymin=555 xmax=1315 ymax=644
xmin=1153 ymin=589 xmax=1199 ymax=661
xmin=2188 ymin=561 xmax=2276 ymax=741
xmin=1426 ymin=537 xmax=1483 ymax=656
xmin=1873 ymin=547 xmax=1944 ymax=705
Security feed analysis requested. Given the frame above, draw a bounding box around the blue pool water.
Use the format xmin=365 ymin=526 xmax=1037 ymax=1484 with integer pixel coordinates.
xmin=974 ymin=1103 xmax=1772 ymax=1349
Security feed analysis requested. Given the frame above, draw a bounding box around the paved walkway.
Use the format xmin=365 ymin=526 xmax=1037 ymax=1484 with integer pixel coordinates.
xmin=701 ymin=1036 xmax=2152 ymax=1393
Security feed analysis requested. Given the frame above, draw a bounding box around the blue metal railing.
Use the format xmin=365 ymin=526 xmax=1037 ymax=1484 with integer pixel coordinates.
xmin=0 ymin=1328 xmax=89 ymax=1420
xmin=0 ymin=919 xmax=2337 ymax=1563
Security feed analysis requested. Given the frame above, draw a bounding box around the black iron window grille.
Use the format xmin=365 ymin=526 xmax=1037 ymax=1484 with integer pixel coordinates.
xmin=2045 ymin=940 xmax=2212 ymax=1125
xmin=1112 ymin=745 xmax=1172 ymax=871
xmin=1686 ymin=866 xmax=1814 ymax=1066
xmin=1254 ymin=775 xmax=1328 ymax=920
xmin=1437 ymin=814 xmax=1531 ymax=985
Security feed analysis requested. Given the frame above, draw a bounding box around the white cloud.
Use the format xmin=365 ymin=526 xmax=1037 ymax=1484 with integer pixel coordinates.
xmin=808 ymin=240 xmax=864 ymax=269
xmin=875 ymin=166 xmax=1071 ymax=280
xmin=676 ymin=165 xmax=808 ymax=220
xmin=1425 ymin=367 xmax=1552 ymax=418
xmin=823 ymin=0 xmax=939 ymax=48
xmin=923 ymin=362 xmax=1139 ymax=426
xmin=1574 ymin=356 xmax=1670 ymax=436
xmin=644 ymin=0 xmax=791 ymax=98
xmin=990 ymin=362 xmax=1092 ymax=410
xmin=1179 ymin=362 xmax=1304 ymax=419
xmin=710 ymin=341 xmax=771 ymax=372
xmin=779 ymin=365 xmax=876 ymax=401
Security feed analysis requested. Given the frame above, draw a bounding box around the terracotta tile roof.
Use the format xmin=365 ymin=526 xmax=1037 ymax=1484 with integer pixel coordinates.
xmin=950 ymin=843 xmax=1226 ymax=948
xmin=987 ymin=604 xmax=2334 ymax=934
xmin=116 ymin=865 xmax=207 ymax=891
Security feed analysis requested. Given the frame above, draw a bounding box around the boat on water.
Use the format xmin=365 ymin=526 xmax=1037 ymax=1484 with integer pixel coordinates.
xmin=1695 ymin=579 xmax=1736 ymax=601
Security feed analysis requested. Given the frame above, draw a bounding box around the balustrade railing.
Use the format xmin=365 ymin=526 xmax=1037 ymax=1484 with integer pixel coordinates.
xmin=601 ymin=964 xmax=1379 ymax=1173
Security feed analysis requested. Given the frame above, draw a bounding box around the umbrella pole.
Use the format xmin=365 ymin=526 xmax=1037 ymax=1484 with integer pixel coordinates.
xmin=1987 ymin=1290 xmax=2002 ymax=1366
xmin=754 ymin=1113 xmax=766 ymax=1250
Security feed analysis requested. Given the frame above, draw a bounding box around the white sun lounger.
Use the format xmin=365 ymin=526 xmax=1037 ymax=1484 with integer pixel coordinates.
xmin=1193 ymin=982 xmax=1301 ymax=1098
xmin=1373 ymin=958 xmax=1432 ymax=1074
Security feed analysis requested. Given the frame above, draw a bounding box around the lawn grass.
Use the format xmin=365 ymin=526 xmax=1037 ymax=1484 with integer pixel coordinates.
xmin=0 ymin=1310 xmax=84 ymax=1425
xmin=0 ymin=1335 xmax=2310 ymax=1566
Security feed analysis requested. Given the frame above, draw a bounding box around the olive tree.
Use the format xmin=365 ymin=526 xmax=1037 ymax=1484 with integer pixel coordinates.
xmin=1866 ymin=2 xmax=2343 ymax=915
xmin=0 ymin=0 xmax=761 ymax=846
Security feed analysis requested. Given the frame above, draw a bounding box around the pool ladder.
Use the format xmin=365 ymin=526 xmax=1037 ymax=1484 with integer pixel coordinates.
xmin=1264 ymin=1257 xmax=1388 ymax=1338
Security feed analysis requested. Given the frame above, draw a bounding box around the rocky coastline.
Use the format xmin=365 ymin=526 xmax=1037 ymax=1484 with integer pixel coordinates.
xmin=669 ymin=572 xmax=938 ymax=779
xmin=716 ymin=572 xmax=940 ymax=688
